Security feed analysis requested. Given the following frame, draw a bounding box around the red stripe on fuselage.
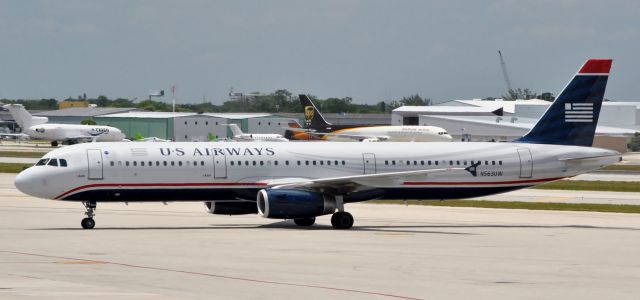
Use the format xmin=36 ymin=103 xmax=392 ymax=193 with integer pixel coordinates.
xmin=54 ymin=182 xmax=267 ymax=200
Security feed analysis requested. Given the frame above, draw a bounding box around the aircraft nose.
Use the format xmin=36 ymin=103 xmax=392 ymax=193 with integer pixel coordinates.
xmin=14 ymin=168 xmax=34 ymax=195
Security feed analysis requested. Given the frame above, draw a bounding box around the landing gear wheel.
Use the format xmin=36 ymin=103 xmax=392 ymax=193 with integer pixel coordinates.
xmin=294 ymin=217 xmax=315 ymax=227
xmin=51 ymin=141 xmax=58 ymax=147
xmin=81 ymin=218 xmax=95 ymax=229
xmin=331 ymin=212 xmax=354 ymax=230
xmin=81 ymin=201 xmax=97 ymax=229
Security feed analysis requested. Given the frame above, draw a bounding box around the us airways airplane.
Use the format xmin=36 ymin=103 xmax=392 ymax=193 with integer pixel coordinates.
xmin=227 ymin=124 xmax=289 ymax=142
xmin=3 ymin=104 xmax=125 ymax=146
xmin=15 ymin=59 xmax=619 ymax=230
xmin=285 ymin=95 xmax=453 ymax=142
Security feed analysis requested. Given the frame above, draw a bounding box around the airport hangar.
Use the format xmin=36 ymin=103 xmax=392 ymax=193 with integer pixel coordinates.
xmin=93 ymin=111 xmax=299 ymax=141
xmin=392 ymin=99 xmax=640 ymax=152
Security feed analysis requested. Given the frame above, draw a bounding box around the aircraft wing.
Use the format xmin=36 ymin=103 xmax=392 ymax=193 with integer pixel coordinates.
xmin=320 ymin=132 xmax=390 ymax=142
xmin=261 ymin=167 xmax=467 ymax=194
xmin=0 ymin=133 xmax=29 ymax=138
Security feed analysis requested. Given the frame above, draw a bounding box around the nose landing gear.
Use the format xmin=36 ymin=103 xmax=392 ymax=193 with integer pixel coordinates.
xmin=81 ymin=201 xmax=96 ymax=229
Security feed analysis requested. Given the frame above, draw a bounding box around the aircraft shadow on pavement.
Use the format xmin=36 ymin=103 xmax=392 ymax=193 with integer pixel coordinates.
xmin=29 ymin=222 xmax=640 ymax=233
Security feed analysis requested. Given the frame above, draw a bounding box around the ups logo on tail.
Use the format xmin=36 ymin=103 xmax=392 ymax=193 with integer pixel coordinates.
xmin=304 ymin=106 xmax=314 ymax=121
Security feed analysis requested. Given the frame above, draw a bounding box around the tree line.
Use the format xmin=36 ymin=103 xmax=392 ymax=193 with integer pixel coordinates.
xmin=0 ymin=90 xmax=432 ymax=114
xmin=1 ymin=87 xmax=557 ymax=114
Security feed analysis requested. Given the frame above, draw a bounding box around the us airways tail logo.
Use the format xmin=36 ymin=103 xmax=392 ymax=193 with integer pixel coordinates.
xmin=565 ymin=102 xmax=593 ymax=123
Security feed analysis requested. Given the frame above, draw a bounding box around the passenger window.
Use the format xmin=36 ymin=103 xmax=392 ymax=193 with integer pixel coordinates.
xmin=334 ymin=160 xmax=338 ymax=165
xmin=156 ymin=161 xmax=160 ymax=166
xmin=126 ymin=161 xmax=130 ymax=166
xmin=428 ymin=161 xmax=431 ymax=165
xmin=463 ymin=161 xmax=467 ymax=166
xmin=297 ymin=161 xmax=301 ymax=165
xmin=285 ymin=161 xmax=290 ymax=166
xmin=133 ymin=161 xmax=137 ymax=167
xmin=230 ymin=161 xmax=235 ymax=166
xmin=274 ymin=161 xmax=278 ymax=166
xmin=252 ymin=161 xmax=256 ymax=166
xmin=327 ymin=160 xmax=331 ymax=165
xmin=36 ymin=158 xmax=49 ymax=166
xmin=342 ymin=160 xmax=346 ymax=165
xmin=449 ymin=161 xmax=453 ymax=166
xmin=485 ymin=161 xmax=489 ymax=165
xmin=320 ymin=161 xmax=324 ymax=165
xmin=110 ymin=161 xmax=114 ymax=167
xmin=149 ymin=161 xmax=153 ymax=166
xmin=245 ymin=161 xmax=249 ymax=166
xmin=178 ymin=161 xmax=182 ymax=166
xmin=406 ymin=161 xmax=410 ymax=166
xmin=141 ymin=161 xmax=145 ymax=166
xmin=313 ymin=161 xmax=316 ymax=165
xmin=59 ymin=159 xmax=67 ymax=167
xmin=48 ymin=159 xmax=58 ymax=167
xmin=385 ymin=160 xmax=389 ymax=165
xmin=456 ymin=161 xmax=460 ymax=165
xmin=435 ymin=161 xmax=439 ymax=166
xmin=421 ymin=160 xmax=424 ymax=165
xmin=392 ymin=160 xmax=396 ymax=165
xmin=499 ymin=161 xmax=503 ymax=165
xmin=163 ymin=161 xmax=167 ymax=166
xmin=492 ymin=161 xmax=496 ymax=165
xmin=413 ymin=161 xmax=417 ymax=165
xmin=201 ymin=161 xmax=205 ymax=166
xmin=170 ymin=161 xmax=175 ymax=166
xmin=305 ymin=161 xmax=309 ymax=165
xmin=260 ymin=161 xmax=264 ymax=166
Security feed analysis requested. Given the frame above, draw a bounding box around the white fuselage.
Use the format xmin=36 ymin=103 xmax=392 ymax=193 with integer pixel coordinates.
xmin=25 ymin=124 xmax=125 ymax=142
xmin=326 ymin=126 xmax=452 ymax=142
xmin=15 ymin=141 xmax=618 ymax=202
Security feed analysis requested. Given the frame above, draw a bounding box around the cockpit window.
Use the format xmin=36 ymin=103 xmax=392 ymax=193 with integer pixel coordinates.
xmin=47 ymin=159 xmax=58 ymax=167
xmin=36 ymin=158 xmax=49 ymax=166
xmin=59 ymin=159 xmax=68 ymax=167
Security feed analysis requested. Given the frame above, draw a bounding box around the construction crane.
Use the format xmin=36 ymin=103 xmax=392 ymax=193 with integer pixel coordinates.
xmin=498 ymin=50 xmax=513 ymax=93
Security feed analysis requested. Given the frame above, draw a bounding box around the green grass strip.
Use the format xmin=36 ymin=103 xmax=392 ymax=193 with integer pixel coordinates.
xmin=601 ymin=164 xmax=640 ymax=171
xmin=370 ymin=200 xmax=640 ymax=214
xmin=532 ymin=180 xmax=640 ymax=193
xmin=0 ymin=162 xmax=32 ymax=173
xmin=0 ymin=151 xmax=46 ymax=158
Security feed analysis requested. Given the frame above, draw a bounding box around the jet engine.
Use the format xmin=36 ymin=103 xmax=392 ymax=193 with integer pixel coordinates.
xmin=204 ymin=201 xmax=258 ymax=215
xmin=256 ymin=189 xmax=336 ymax=219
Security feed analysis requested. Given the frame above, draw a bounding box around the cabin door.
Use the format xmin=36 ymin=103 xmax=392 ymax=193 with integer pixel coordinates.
xmin=87 ymin=149 xmax=104 ymax=180
xmin=213 ymin=151 xmax=227 ymax=179
xmin=517 ymin=148 xmax=533 ymax=178
xmin=362 ymin=153 xmax=376 ymax=174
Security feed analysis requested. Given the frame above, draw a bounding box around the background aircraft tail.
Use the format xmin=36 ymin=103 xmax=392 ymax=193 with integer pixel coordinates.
xmin=299 ymin=95 xmax=331 ymax=129
xmin=2 ymin=104 xmax=48 ymax=129
xmin=227 ymin=124 xmax=244 ymax=136
xmin=516 ymin=58 xmax=612 ymax=147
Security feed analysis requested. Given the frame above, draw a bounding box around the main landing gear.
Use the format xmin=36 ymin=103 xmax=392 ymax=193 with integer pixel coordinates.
xmin=81 ymin=201 xmax=96 ymax=229
xmin=330 ymin=195 xmax=354 ymax=230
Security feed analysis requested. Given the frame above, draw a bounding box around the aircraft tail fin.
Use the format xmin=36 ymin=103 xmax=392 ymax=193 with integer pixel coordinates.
xmin=227 ymin=124 xmax=244 ymax=136
xmin=516 ymin=59 xmax=612 ymax=147
xmin=2 ymin=104 xmax=48 ymax=129
xmin=299 ymin=95 xmax=331 ymax=129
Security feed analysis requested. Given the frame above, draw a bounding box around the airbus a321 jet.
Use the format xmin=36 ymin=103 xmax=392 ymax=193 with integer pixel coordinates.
xmin=3 ymin=104 xmax=125 ymax=146
xmin=15 ymin=59 xmax=620 ymax=230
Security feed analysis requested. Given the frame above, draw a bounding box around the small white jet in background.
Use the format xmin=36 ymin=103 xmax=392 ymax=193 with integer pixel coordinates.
xmin=227 ymin=123 xmax=289 ymax=142
xmin=3 ymin=104 xmax=125 ymax=147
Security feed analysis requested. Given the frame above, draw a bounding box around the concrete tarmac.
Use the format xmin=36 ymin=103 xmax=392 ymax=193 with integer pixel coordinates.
xmin=2 ymin=179 xmax=640 ymax=299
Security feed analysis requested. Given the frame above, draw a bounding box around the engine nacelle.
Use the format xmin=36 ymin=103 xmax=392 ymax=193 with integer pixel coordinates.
xmin=257 ymin=189 xmax=336 ymax=219
xmin=204 ymin=201 xmax=258 ymax=215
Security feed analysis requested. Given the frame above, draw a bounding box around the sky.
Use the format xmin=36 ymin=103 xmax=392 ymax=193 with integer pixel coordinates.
xmin=0 ymin=0 xmax=639 ymax=105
